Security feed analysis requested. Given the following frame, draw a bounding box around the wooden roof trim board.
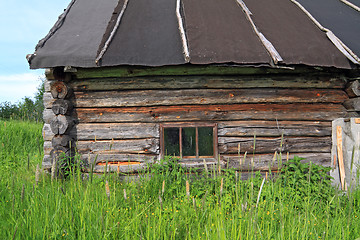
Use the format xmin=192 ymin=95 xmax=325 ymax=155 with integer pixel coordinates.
xmin=236 ymin=0 xmax=283 ymax=64
xmin=291 ymin=0 xmax=360 ymax=65
xmin=339 ymin=0 xmax=360 ymax=12
xmin=95 ymin=0 xmax=129 ymax=65
xmin=176 ymin=0 xmax=190 ymax=62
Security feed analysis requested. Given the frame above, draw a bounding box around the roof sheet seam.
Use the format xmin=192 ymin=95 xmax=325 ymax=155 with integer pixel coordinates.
xmin=235 ymin=0 xmax=283 ymax=64
xmin=95 ymin=0 xmax=129 ymax=65
xmin=290 ymin=0 xmax=360 ymax=65
xmin=176 ymin=0 xmax=190 ymax=62
xmin=339 ymin=0 xmax=360 ymax=12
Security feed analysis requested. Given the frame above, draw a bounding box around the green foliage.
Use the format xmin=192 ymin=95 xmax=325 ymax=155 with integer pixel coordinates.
xmin=0 ymin=77 xmax=44 ymax=122
xmin=0 ymin=120 xmax=43 ymax=178
xmin=279 ymin=156 xmax=335 ymax=205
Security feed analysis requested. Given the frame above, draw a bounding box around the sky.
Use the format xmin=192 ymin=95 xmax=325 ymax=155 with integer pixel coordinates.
xmin=0 ymin=0 xmax=70 ymax=103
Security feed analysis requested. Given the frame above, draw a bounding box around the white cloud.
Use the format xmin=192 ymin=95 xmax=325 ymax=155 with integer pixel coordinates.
xmin=0 ymin=72 xmax=43 ymax=103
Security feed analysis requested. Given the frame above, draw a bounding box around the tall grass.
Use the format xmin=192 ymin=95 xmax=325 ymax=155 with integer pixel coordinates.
xmin=1 ymin=120 xmax=360 ymax=239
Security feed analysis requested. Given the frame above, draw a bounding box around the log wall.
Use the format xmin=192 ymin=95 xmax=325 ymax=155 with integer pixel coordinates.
xmin=42 ymin=68 xmax=359 ymax=173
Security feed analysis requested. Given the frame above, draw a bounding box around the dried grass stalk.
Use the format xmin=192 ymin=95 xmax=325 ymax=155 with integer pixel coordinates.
xmin=105 ymin=180 xmax=110 ymax=200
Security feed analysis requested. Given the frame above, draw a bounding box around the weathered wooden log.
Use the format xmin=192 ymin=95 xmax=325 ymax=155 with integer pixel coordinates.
xmin=43 ymin=109 xmax=56 ymax=124
xmin=81 ymin=153 xmax=157 ymax=164
xmin=50 ymin=146 xmax=71 ymax=163
xmin=222 ymin=152 xmax=331 ymax=170
xmin=45 ymin=139 xmax=159 ymax=155
xmin=343 ymin=97 xmax=360 ymax=111
xmin=45 ymin=69 xmax=55 ymax=80
xmin=52 ymin=99 xmax=73 ymax=115
xmin=75 ymin=139 xmax=159 ymax=155
xmin=218 ymin=120 xmax=331 ymax=137
xmin=69 ymin=75 xmax=346 ymax=91
xmin=75 ymin=122 xmax=159 ymax=140
xmin=75 ymin=104 xmax=350 ymax=123
xmin=50 ymin=115 xmax=74 ymax=135
xmin=73 ymin=88 xmax=347 ymax=108
xmin=218 ymin=136 xmax=331 ymax=154
xmin=73 ymin=65 xmax=344 ymax=79
xmin=43 ymin=92 xmax=55 ymax=109
xmin=345 ymin=80 xmax=360 ymax=98
xmin=50 ymin=81 xmax=70 ymax=99
xmin=52 ymin=135 xmax=75 ymax=148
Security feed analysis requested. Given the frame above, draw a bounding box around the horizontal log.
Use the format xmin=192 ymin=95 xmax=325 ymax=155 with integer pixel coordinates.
xmin=52 ymin=99 xmax=73 ymax=115
xmin=80 ymin=153 xmax=157 ymax=164
xmin=218 ymin=136 xmax=331 ymax=154
xmin=345 ymin=80 xmax=360 ymax=97
xmin=44 ymin=138 xmax=159 ymax=155
xmin=343 ymin=97 xmax=360 ymax=111
xmin=50 ymin=115 xmax=74 ymax=135
xmin=43 ymin=92 xmax=55 ymax=109
xmin=93 ymin=163 xmax=148 ymax=173
xmin=218 ymin=120 xmax=331 ymax=137
xmin=75 ymin=104 xmax=350 ymax=123
xmin=43 ymin=109 xmax=56 ymax=124
xmin=76 ymin=139 xmax=159 ymax=155
xmin=52 ymin=135 xmax=75 ymax=148
xmin=50 ymin=81 xmax=70 ymax=99
xmin=43 ymin=124 xmax=54 ymax=141
xmin=70 ymin=75 xmax=346 ymax=91
xmin=74 ymin=122 xmax=159 ymax=140
xmin=74 ymin=65 xmax=344 ymax=78
xmin=42 ymin=122 xmax=159 ymax=141
xmin=73 ymin=88 xmax=347 ymax=108
xmin=222 ymin=152 xmax=331 ymax=170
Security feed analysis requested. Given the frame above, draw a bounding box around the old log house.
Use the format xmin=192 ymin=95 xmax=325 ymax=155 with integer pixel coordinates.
xmin=28 ymin=0 xmax=360 ymax=174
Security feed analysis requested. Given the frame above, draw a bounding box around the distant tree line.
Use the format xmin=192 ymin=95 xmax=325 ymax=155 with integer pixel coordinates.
xmin=0 ymin=78 xmax=44 ymax=122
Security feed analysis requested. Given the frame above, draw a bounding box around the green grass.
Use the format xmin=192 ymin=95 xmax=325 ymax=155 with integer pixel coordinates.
xmin=1 ymin=120 xmax=360 ymax=239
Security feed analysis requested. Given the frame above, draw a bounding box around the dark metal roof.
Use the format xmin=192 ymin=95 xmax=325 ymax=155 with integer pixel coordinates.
xmin=29 ymin=0 xmax=360 ymax=69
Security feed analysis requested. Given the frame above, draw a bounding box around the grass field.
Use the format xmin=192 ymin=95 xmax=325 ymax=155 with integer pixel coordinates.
xmin=1 ymin=120 xmax=360 ymax=239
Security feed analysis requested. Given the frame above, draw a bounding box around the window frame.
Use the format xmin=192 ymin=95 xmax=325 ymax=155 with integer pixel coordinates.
xmin=160 ymin=122 xmax=218 ymax=160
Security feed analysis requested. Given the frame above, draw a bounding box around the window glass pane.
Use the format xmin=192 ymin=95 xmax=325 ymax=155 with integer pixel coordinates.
xmin=182 ymin=127 xmax=196 ymax=156
xmin=164 ymin=128 xmax=180 ymax=156
xmin=198 ymin=127 xmax=213 ymax=156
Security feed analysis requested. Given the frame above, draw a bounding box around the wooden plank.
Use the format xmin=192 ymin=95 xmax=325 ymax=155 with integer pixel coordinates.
xmin=69 ymin=75 xmax=347 ymax=91
xmin=218 ymin=136 xmax=331 ymax=154
xmin=343 ymin=97 xmax=360 ymax=111
xmin=336 ymin=126 xmax=347 ymax=190
xmin=73 ymin=88 xmax=348 ymax=107
xmin=44 ymin=138 xmax=159 ymax=155
xmin=74 ymin=65 xmax=340 ymax=79
xmin=74 ymin=104 xmax=349 ymax=123
xmin=222 ymin=152 xmax=331 ymax=170
xmin=218 ymin=120 xmax=331 ymax=137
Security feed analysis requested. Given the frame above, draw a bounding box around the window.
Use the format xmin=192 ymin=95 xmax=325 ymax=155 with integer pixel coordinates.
xmin=160 ymin=123 xmax=218 ymax=159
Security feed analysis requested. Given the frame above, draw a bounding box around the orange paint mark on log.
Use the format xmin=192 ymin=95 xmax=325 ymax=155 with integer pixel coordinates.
xmin=355 ymin=118 xmax=360 ymax=124
xmin=317 ymin=93 xmax=321 ymax=97
xmin=229 ymin=93 xmax=234 ymax=98
xmin=97 ymin=161 xmax=140 ymax=166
